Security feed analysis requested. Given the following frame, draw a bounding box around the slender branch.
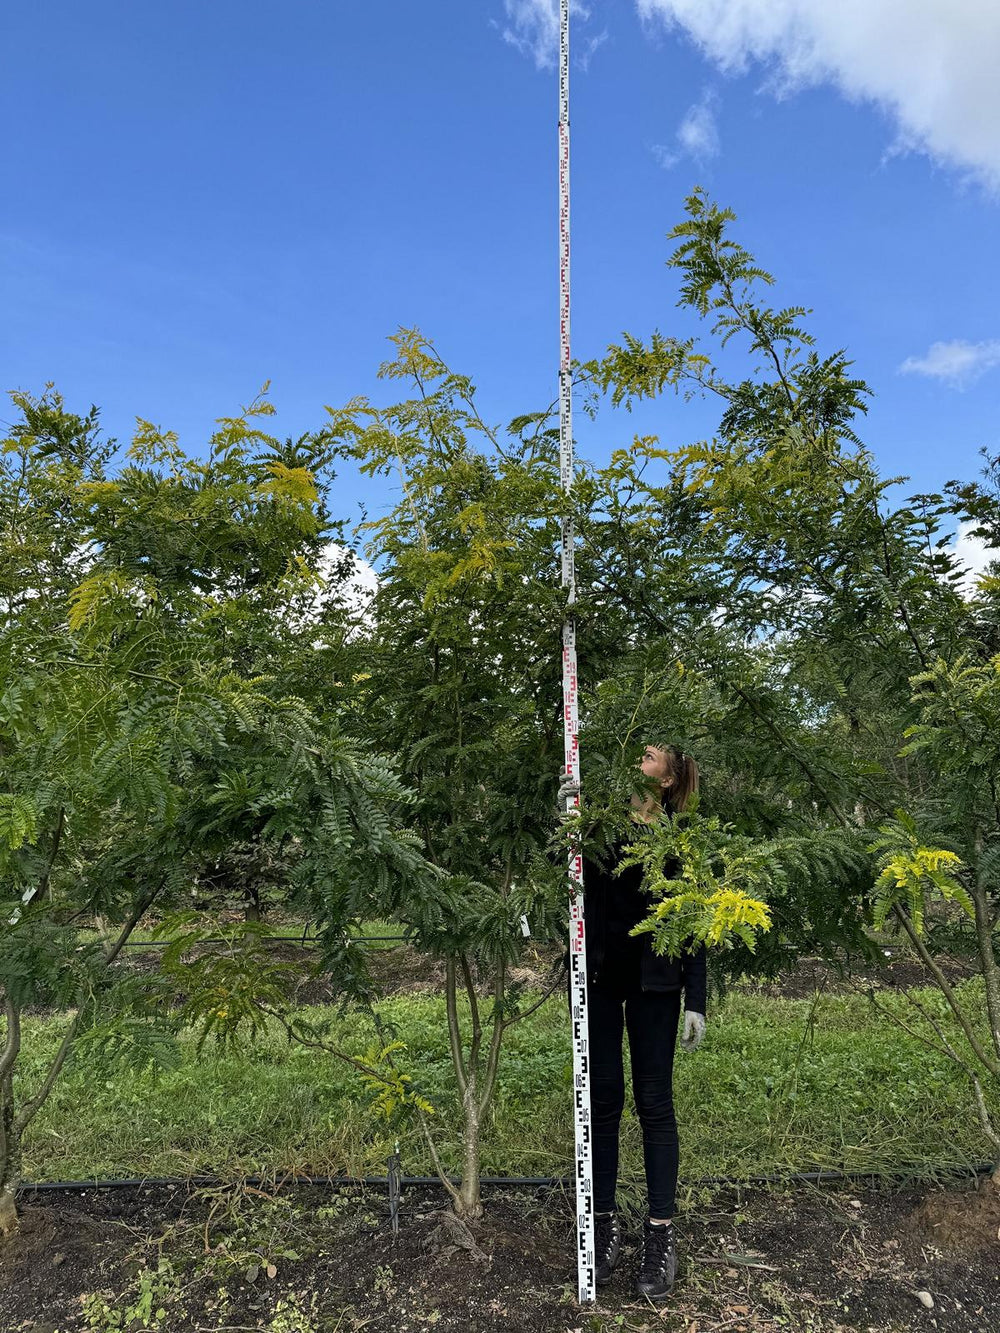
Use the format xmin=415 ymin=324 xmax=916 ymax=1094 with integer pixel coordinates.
xmin=970 ymin=846 xmax=1000 ymax=1064
xmin=856 ymin=980 xmax=1000 ymax=1157
xmin=366 ymin=1010 xmax=463 ymax=1208
xmin=878 ymin=528 xmax=929 ymax=669
xmin=459 ymin=954 xmax=482 ymax=1072
xmin=477 ymin=965 xmax=507 ymax=1119
xmin=50 ymin=660 xmax=179 ymax=687
xmin=892 ymin=905 xmax=1000 ymax=1078
xmin=412 ymin=1107 xmax=463 ymax=1209
xmin=13 ymin=882 xmax=163 ymax=1138
xmin=725 ymin=678 xmax=849 ymax=827
xmin=103 ymin=883 xmax=162 ymax=968
xmin=0 ymin=994 xmax=21 ymax=1087
xmin=852 ymin=980 xmax=976 ymax=1080
xmin=445 ymin=958 xmax=468 ymax=1101
xmin=12 ymin=1011 xmax=85 ymax=1140
xmin=971 ymin=1079 xmax=1000 ymax=1156
xmin=501 ymin=967 xmax=566 ymax=1032
xmin=35 ymin=806 xmax=65 ymax=903
xmin=259 ymin=1007 xmax=412 ymax=1087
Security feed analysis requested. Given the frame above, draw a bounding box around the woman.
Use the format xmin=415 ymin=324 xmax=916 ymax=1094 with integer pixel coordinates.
xmin=563 ymin=744 xmax=706 ymax=1301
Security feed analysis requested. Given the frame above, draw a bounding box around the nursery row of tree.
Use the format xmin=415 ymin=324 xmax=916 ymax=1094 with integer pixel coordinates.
xmin=2 ymin=193 xmax=999 ymax=1231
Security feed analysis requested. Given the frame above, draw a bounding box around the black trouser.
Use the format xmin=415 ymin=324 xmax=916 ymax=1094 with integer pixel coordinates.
xmin=587 ymin=944 xmax=682 ymax=1218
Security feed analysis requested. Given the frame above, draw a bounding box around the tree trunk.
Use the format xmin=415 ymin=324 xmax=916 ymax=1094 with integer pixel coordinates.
xmin=0 ymin=996 xmax=21 ymax=1234
xmin=0 ymin=1075 xmax=20 ymax=1235
xmin=244 ymin=884 xmax=261 ymax=923
xmin=970 ymin=860 xmax=1000 ymax=1065
xmin=456 ymin=1081 xmax=482 ymax=1220
xmin=443 ymin=957 xmax=485 ymax=1221
xmin=0 ymin=1184 xmax=17 ymax=1236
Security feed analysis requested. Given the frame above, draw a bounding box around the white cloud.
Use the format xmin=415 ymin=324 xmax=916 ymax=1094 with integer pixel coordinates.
xmin=578 ymin=27 xmax=609 ymax=72
xmin=277 ymin=543 xmax=379 ymax=640
xmin=949 ymin=519 xmax=998 ymax=598
xmin=900 ymin=338 xmax=1000 ymax=389
xmin=636 ymin=0 xmax=1000 ymax=189
xmin=318 ymin=543 xmax=379 ymax=635
xmin=652 ymin=87 xmax=720 ymax=169
xmin=498 ymin=0 xmax=602 ymax=71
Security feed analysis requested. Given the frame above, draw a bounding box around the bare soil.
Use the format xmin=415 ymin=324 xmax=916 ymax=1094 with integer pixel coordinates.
xmin=104 ymin=936 xmax=977 ymax=1012
xmin=2 ymin=1175 xmax=997 ymax=1333
xmin=729 ymin=949 xmax=979 ymax=1003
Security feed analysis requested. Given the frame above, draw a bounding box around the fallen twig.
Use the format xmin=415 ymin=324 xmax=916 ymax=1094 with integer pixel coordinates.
xmin=691 ymin=1254 xmax=779 ymax=1272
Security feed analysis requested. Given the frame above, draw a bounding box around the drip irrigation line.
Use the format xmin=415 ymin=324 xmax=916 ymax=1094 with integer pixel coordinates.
xmin=117 ymin=935 xmax=409 ymax=948
xmin=18 ymin=1162 xmax=993 ymax=1195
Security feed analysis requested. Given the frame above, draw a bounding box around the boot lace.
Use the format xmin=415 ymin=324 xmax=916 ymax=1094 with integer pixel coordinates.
xmin=638 ymin=1222 xmax=675 ymax=1282
xmin=595 ymin=1210 xmax=620 ymax=1262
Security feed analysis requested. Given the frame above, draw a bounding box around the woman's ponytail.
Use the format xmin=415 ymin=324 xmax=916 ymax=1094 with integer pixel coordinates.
xmin=667 ymin=748 xmax=699 ymax=812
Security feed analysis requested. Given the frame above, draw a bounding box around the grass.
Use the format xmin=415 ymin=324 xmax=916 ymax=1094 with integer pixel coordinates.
xmin=15 ymin=977 xmax=998 ymax=1188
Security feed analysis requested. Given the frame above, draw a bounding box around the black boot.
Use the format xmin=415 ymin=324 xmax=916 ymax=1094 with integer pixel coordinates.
xmin=594 ymin=1210 xmax=621 ymax=1285
xmin=634 ymin=1218 xmax=677 ymax=1301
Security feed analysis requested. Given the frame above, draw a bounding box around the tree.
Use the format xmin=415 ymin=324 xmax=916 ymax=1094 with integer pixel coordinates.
xmin=582 ymin=190 xmax=1000 ymax=1179
xmin=321 ymin=330 xmax=773 ymax=1218
xmin=0 ymin=390 xmax=427 ymax=1230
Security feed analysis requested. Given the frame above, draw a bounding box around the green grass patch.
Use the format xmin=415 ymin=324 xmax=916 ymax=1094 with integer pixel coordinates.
xmin=18 ymin=981 xmax=997 ymax=1186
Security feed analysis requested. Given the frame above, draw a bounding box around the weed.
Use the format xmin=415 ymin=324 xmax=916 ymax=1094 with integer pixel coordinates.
xmin=80 ymin=1259 xmax=179 ymax=1331
xmin=372 ymin=1263 xmax=396 ymax=1296
xmin=268 ymin=1291 xmax=322 ymax=1332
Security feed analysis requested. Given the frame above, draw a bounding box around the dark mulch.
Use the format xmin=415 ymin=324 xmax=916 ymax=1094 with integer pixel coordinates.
xmin=154 ymin=938 xmax=979 ymax=1007
xmin=2 ymin=1174 xmax=998 ymax=1332
xmin=734 ymin=950 xmax=978 ymax=1003
xmin=34 ymin=912 xmax=973 ymax=1013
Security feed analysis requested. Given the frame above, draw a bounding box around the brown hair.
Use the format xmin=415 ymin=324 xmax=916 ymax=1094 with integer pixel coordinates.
xmin=662 ymin=746 xmax=699 ymax=813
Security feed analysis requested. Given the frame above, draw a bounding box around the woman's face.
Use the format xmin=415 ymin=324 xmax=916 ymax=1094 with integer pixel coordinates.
xmin=639 ymin=744 xmax=672 ymax=794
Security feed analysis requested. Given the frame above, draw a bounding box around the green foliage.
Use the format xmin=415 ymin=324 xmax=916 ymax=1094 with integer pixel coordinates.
xmin=0 ymin=386 xmax=434 ymax=1207
xmin=584 ymin=187 xmax=1000 ymax=1160
xmin=0 ymin=915 xmax=106 ymax=1010
xmin=358 ymin=1038 xmax=437 ymax=1120
xmin=7 ymin=184 xmax=1000 ymax=1198
xmin=322 ymin=329 xmax=572 ymax=958
xmin=82 ymin=1259 xmax=179 ymax=1331
xmin=155 ymin=916 xmax=299 ymax=1051
xmin=867 ymin=813 xmax=973 ymax=935
xmin=618 ymin=804 xmax=875 ymax=959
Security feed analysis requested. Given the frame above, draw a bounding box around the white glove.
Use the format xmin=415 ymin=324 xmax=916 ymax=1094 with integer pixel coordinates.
xmin=680 ymin=1010 xmax=706 ymax=1052
xmin=556 ymin=771 xmax=580 ymax=817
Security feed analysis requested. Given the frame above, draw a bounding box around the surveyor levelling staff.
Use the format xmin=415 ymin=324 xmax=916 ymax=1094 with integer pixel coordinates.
xmin=561 ymin=743 xmax=707 ymax=1301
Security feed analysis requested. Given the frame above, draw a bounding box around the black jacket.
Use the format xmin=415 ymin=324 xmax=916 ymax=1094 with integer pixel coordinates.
xmin=567 ymin=832 xmax=708 ymax=1014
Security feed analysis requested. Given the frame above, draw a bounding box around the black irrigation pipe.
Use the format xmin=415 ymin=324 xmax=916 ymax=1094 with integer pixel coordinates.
xmin=118 ymin=939 xmax=917 ymax=953
xmin=17 ymin=1162 xmax=994 ymax=1196
xmin=118 ymin=935 xmax=409 ymax=948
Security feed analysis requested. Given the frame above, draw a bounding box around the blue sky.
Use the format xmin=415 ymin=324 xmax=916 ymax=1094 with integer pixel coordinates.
xmin=3 ymin=1 xmax=998 ymax=554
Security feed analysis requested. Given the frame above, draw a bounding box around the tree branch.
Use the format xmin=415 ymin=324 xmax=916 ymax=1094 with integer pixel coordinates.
xmin=13 ymin=881 xmax=164 ymax=1138
xmin=445 ymin=958 xmax=468 ymax=1101
xmin=892 ymin=905 xmax=1000 ymax=1078
xmin=260 ymin=1006 xmax=415 ymax=1087
xmin=501 ymin=967 xmax=566 ymax=1032
xmin=459 ymin=954 xmax=482 ymax=1073
xmin=478 ymin=965 xmax=507 ymax=1119
xmin=0 ymin=994 xmax=20 ymax=1088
